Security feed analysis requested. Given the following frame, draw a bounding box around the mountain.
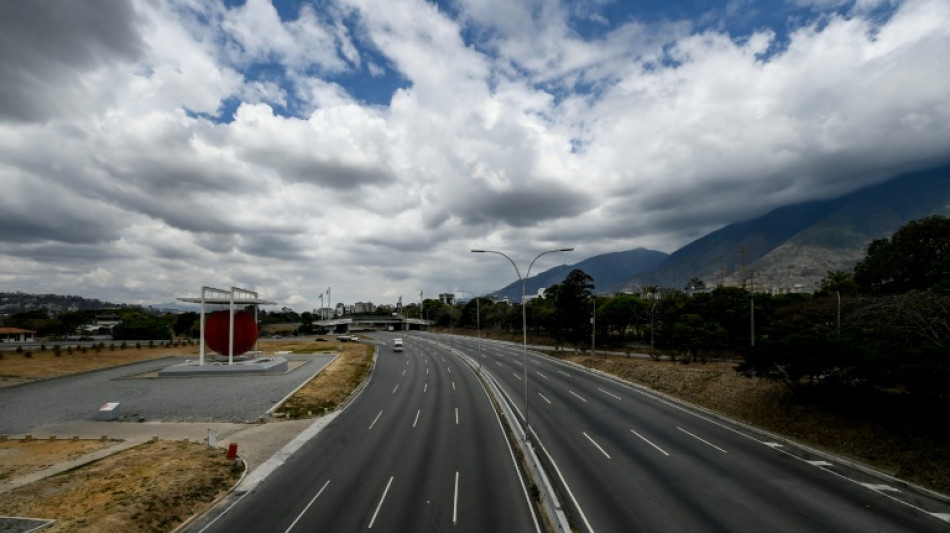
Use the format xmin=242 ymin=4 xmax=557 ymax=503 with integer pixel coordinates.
xmin=491 ymin=248 xmax=668 ymax=302
xmin=623 ymin=165 xmax=950 ymax=291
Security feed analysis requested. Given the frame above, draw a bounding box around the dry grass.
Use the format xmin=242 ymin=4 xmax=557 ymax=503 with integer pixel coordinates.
xmin=0 ymin=344 xmax=201 ymax=386
xmin=276 ymin=341 xmax=373 ymax=419
xmin=556 ymin=353 xmax=950 ymax=496
xmin=0 ymin=439 xmax=117 ymax=482
xmin=0 ymin=440 xmax=241 ymax=532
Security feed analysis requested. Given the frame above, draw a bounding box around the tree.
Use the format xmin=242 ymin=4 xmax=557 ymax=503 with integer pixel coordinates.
xmin=550 ymin=269 xmax=595 ymax=346
xmin=112 ymin=312 xmax=171 ymax=341
xmin=854 ymin=215 xmax=950 ymax=294
xmin=817 ymin=270 xmax=858 ymax=296
xmin=670 ymin=314 xmax=726 ymax=363
xmin=685 ymin=277 xmax=706 ymax=291
xmin=598 ymin=294 xmax=645 ymax=344
xmin=172 ymin=312 xmax=200 ymax=338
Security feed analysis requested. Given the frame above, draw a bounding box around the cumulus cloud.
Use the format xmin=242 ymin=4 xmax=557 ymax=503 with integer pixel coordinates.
xmin=0 ymin=0 xmax=948 ymax=307
xmin=0 ymin=0 xmax=146 ymax=123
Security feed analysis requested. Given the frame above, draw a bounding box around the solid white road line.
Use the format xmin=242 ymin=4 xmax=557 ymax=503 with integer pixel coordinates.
xmin=453 ymin=471 xmax=460 ymax=524
xmin=413 ymin=410 xmax=421 ymax=428
xmin=368 ymin=411 xmax=383 ymax=430
xmin=630 ymin=428 xmax=669 ymax=456
xmin=677 ymin=426 xmax=727 ymax=453
xmin=568 ymin=390 xmax=587 ymax=403
xmin=532 ymin=428 xmax=595 ymax=533
xmin=368 ymin=476 xmax=394 ymax=529
xmin=598 ymin=387 xmax=622 ymax=400
xmin=538 ymin=392 xmax=552 ymax=404
xmin=583 ymin=432 xmax=611 ymax=459
xmin=860 ymin=483 xmax=901 ymax=492
xmin=284 ymin=479 xmax=331 ymax=533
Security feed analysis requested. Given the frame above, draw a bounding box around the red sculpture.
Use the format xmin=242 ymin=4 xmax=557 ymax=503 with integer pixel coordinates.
xmin=205 ymin=310 xmax=258 ymax=355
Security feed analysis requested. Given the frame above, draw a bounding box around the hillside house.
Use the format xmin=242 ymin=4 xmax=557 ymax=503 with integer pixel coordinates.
xmin=0 ymin=327 xmax=36 ymax=342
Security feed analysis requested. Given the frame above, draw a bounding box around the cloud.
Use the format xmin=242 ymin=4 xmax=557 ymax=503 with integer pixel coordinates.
xmin=1 ymin=0 xmax=949 ymax=308
xmin=0 ymin=0 xmax=146 ymax=123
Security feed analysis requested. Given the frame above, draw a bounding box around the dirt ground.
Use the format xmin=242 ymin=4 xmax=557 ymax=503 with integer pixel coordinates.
xmin=0 ymin=440 xmax=241 ymax=532
xmin=274 ymin=339 xmax=373 ymax=418
xmin=0 ymin=439 xmax=118 ymax=483
xmin=0 ymin=343 xmax=202 ymax=386
xmin=0 ymin=338 xmax=371 ymax=531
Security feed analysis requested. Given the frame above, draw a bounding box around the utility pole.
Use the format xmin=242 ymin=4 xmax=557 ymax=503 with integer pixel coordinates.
xmin=749 ymin=271 xmax=757 ymax=347
xmin=740 ymin=247 xmax=747 ymax=289
xmin=591 ymin=297 xmax=596 ymax=356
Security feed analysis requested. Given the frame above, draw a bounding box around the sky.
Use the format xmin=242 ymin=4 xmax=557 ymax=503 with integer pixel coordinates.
xmin=1 ymin=0 xmax=949 ymax=311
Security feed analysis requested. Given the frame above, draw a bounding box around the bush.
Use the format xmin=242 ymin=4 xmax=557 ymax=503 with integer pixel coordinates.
xmin=15 ymin=346 xmax=23 ymax=353
xmin=54 ymin=347 xmax=62 ymax=357
xmin=135 ymin=342 xmax=141 ymax=349
xmin=40 ymin=343 xmax=47 ymax=351
xmin=66 ymin=346 xmax=73 ymax=355
xmin=23 ymin=350 xmax=32 ymax=358
xmin=120 ymin=341 xmax=128 ymax=350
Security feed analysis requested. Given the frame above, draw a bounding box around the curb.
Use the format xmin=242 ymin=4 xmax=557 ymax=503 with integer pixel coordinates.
xmin=177 ymin=345 xmax=379 ymax=532
xmin=265 ymin=353 xmax=341 ymax=416
xmin=419 ymin=336 xmax=570 ymax=533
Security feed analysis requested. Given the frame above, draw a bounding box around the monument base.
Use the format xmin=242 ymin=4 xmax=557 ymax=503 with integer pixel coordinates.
xmin=158 ymin=356 xmax=289 ymax=377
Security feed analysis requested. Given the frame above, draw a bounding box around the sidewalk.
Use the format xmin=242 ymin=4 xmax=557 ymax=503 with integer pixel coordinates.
xmin=0 ymin=418 xmax=316 ymax=495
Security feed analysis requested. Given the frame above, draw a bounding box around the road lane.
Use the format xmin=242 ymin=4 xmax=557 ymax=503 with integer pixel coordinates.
xmin=426 ymin=332 xmax=950 ymax=532
xmin=200 ymin=334 xmax=539 ymax=533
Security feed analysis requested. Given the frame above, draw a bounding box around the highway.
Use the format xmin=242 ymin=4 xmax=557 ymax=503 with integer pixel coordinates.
xmin=200 ymin=334 xmax=540 ymax=532
xmin=425 ymin=331 xmax=950 ymax=533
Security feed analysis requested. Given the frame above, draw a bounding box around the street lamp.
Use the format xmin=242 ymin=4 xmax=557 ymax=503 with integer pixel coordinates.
xmin=471 ymin=247 xmax=573 ymax=440
xmin=457 ymin=290 xmax=483 ymax=370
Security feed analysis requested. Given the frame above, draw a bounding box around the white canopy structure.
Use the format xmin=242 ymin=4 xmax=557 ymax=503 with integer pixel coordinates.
xmin=177 ymin=286 xmax=277 ymax=366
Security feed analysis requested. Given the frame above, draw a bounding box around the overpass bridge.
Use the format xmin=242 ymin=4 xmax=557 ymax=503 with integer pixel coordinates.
xmin=314 ymin=316 xmax=431 ymax=333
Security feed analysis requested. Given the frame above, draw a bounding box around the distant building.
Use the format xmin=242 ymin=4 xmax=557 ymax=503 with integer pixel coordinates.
xmin=439 ymin=293 xmax=456 ymax=305
xmin=354 ymin=301 xmax=376 ymax=313
xmin=0 ymin=327 xmax=36 ymax=343
xmin=769 ymin=284 xmax=816 ymax=295
xmin=523 ymin=288 xmax=547 ymax=302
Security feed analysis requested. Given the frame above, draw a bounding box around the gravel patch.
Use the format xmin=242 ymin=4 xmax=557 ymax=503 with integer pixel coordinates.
xmin=0 ymin=355 xmax=334 ymax=435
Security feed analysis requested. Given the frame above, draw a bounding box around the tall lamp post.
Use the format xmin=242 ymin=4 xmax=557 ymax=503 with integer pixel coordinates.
xmin=457 ymin=290 xmax=483 ymax=370
xmin=471 ymin=247 xmax=573 ymax=440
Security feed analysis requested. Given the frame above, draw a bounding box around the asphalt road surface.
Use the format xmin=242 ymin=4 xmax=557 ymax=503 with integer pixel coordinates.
xmin=199 ymin=334 xmax=540 ymax=532
xmin=426 ymin=332 xmax=950 ymax=533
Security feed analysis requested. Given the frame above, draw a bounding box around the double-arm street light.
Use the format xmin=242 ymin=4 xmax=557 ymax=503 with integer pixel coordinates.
xmin=471 ymin=247 xmax=573 ymax=439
